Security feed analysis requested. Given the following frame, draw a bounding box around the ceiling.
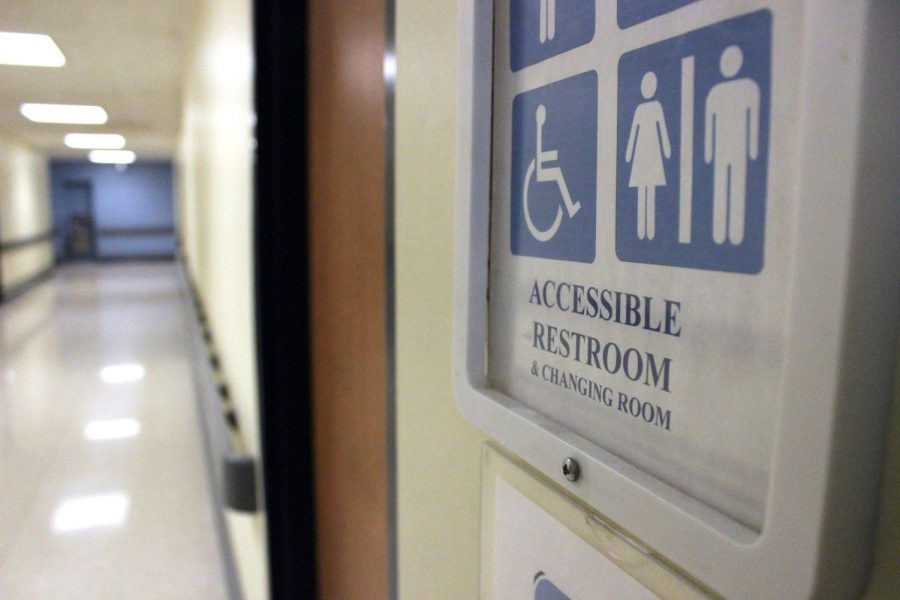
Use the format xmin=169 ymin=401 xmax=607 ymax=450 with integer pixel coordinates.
xmin=0 ymin=0 xmax=196 ymax=160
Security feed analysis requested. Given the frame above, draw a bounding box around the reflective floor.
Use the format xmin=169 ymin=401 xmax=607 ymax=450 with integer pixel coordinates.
xmin=0 ymin=264 xmax=228 ymax=599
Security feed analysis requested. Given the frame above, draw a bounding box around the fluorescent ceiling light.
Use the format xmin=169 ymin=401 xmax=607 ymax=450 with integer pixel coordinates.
xmin=0 ymin=32 xmax=65 ymax=67
xmin=99 ymin=363 xmax=144 ymax=383
xmin=84 ymin=418 xmax=141 ymax=441
xmin=53 ymin=493 xmax=129 ymax=532
xmin=20 ymin=103 xmax=107 ymax=124
xmin=89 ymin=150 xmax=136 ymax=165
xmin=65 ymin=133 xmax=125 ymax=150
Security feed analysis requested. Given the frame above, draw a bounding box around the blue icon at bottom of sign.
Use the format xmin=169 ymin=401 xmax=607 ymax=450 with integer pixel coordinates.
xmin=616 ymin=10 xmax=771 ymax=274
xmin=511 ymin=71 xmax=598 ymax=264
xmin=534 ymin=572 xmax=571 ymax=600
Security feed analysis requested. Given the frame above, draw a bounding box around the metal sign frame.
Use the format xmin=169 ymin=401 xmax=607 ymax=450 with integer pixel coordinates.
xmin=453 ymin=1 xmax=900 ymax=598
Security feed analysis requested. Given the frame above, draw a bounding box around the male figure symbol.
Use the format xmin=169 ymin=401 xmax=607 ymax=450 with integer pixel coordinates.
xmin=539 ymin=0 xmax=556 ymax=43
xmin=523 ymin=104 xmax=580 ymax=242
xmin=704 ymin=45 xmax=760 ymax=245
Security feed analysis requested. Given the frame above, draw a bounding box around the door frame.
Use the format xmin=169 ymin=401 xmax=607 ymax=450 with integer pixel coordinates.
xmin=253 ymin=1 xmax=317 ymax=598
xmin=253 ymin=1 xmax=398 ymax=598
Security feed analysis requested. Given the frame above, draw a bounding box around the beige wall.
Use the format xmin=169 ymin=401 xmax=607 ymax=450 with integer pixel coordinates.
xmin=177 ymin=0 xmax=267 ymax=598
xmin=394 ymin=2 xmax=899 ymax=599
xmin=0 ymin=138 xmax=52 ymax=295
xmin=395 ymin=2 xmax=488 ymax=598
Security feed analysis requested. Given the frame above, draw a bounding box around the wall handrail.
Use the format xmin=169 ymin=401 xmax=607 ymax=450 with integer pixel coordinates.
xmin=179 ymin=261 xmax=259 ymax=514
xmin=95 ymin=226 xmax=176 ymax=236
xmin=0 ymin=229 xmax=55 ymax=252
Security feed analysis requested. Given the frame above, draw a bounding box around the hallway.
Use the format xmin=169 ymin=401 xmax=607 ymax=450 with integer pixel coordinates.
xmin=0 ymin=264 xmax=228 ymax=599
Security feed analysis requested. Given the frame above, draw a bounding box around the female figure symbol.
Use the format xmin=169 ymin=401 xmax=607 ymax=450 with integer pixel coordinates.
xmin=625 ymin=71 xmax=672 ymax=240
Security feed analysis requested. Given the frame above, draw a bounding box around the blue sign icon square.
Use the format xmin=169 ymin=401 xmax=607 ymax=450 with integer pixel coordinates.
xmin=617 ymin=0 xmax=703 ymax=29
xmin=512 ymin=71 xmax=597 ymax=263
xmin=510 ymin=0 xmax=596 ymax=72
xmin=534 ymin=575 xmax=570 ymax=600
xmin=616 ymin=10 xmax=771 ymax=274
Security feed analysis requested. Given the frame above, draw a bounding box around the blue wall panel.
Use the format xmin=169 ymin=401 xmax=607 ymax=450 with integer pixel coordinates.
xmin=50 ymin=161 xmax=176 ymax=260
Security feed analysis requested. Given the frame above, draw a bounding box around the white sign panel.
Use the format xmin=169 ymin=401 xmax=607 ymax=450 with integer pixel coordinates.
xmin=455 ymin=1 xmax=900 ymax=599
xmin=491 ymin=478 xmax=658 ymax=600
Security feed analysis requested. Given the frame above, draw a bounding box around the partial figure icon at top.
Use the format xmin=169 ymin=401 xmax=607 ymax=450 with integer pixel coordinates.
xmin=509 ymin=0 xmax=595 ymax=72
xmin=539 ymin=0 xmax=556 ymax=43
xmin=625 ymin=71 xmax=672 ymax=240
xmin=704 ymin=45 xmax=760 ymax=245
xmin=523 ymin=104 xmax=581 ymax=242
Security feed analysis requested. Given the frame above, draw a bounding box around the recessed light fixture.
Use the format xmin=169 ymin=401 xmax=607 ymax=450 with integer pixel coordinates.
xmin=52 ymin=493 xmax=129 ymax=532
xmin=89 ymin=150 xmax=136 ymax=165
xmin=84 ymin=418 xmax=141 ymax=441
xmin=99 ymin=363 xmax=144 ymax=383
xmin=20 ymin=103 xmax=108 ymax=124
xmin=0 ymin=32 xmax=65 ymax=67
xmin=65 ymin=133 xmax=125 ymax=150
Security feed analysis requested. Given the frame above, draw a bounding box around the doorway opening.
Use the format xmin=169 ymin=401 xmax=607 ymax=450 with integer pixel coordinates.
xmin=59 ymin=181 xmax=95 ymax=262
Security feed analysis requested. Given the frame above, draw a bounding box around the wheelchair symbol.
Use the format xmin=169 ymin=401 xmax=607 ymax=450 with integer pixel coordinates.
xmin=523 ymin=104 xmax=581 ymax=242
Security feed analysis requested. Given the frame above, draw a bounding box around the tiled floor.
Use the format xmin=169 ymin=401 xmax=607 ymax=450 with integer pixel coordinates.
xmin=0 ymin=264 xmax=228 ymax=599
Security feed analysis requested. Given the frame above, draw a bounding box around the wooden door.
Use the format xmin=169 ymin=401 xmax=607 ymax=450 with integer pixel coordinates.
xmin=308 ymin=2 xmax=388 ymax=599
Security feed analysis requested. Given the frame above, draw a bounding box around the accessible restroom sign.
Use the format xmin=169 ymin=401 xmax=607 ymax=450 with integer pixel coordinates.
xmin=492 ymin=0 xmax=780 ymax=530
xmin=457 ymin=1 xmax=900 ymax=598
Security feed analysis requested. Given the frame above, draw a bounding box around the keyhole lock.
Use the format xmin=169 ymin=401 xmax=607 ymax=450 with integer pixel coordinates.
xmin=562 ymin=457 xmax=580 ymax=482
